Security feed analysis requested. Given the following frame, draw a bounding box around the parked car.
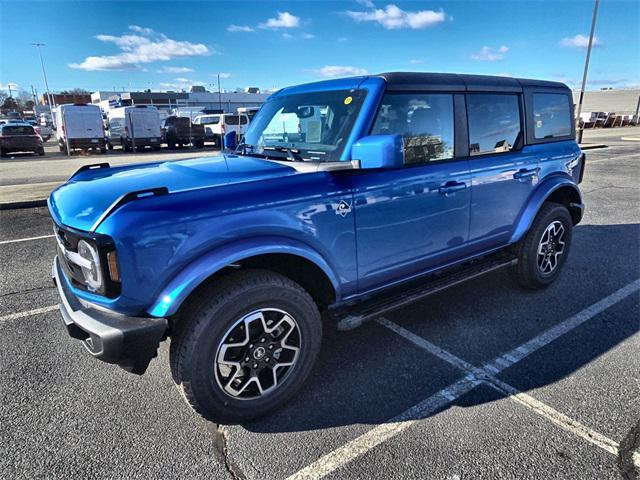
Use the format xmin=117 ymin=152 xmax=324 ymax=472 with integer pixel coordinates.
xmin=25 ymin=119 xmax=53 ymax=142
xmin=193 ymin=113 xmax=249 ymax=148
xmin=55 ymin=104 xmax=106 ymax=153
xmin=0 ymin=122 xmax=45 ymax=157
xmin=161 ymin=116 xmax=205 ymax=148
xmin=107 ymin=106 xmax=162 ymax=152
xmin=49 ymin=72 xmax=584 ymax=423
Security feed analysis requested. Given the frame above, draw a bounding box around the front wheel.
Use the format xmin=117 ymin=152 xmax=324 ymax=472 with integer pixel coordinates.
xmin=512 ymin=202 xmax=573 ymax=289
xmin=170 ymin=269 xmax=322 ymax=424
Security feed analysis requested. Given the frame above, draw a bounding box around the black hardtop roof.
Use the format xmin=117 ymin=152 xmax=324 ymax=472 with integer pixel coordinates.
xmin=376 ymin=72 xmax=570 ymax=92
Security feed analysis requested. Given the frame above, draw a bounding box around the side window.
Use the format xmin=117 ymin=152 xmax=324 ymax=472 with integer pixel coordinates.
xmin=533 ymin=93 xmax=571 ymax=139
xmin=467 ymin=94 xmax=521 ymax=155
xmin=371 ymin=93 xmax=454 ymax=164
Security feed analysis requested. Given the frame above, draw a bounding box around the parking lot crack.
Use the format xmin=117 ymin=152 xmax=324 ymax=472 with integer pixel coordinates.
xmin=208 ymin=423 xmax=247 ymax=480
xmin=617 ymin=419 xmax=640 ymax=480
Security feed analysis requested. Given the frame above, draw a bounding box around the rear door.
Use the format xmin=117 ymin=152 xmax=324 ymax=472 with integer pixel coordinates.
xmin=66 ymin=108 xmax=102 ymax=139
xmin=466 ymin=93 xmax=538 ymax=250
xmin=131 ymin=109 xmax=160 ymax=139
xmin=351 ymin=92 xmax=471 ymax=292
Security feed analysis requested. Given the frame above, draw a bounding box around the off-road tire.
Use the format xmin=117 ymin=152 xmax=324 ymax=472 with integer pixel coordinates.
xmin=512 ymin=202 xmax=573 ymax=289
xmin=170 ymin=269 xmax=322 ymax=424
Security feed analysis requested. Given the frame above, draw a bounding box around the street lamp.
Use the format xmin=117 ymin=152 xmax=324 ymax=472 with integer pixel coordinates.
xmin=32 ymin=43 xmax=55 ymax=126
xmin=575 ymin=0 xmax=600 ymax=144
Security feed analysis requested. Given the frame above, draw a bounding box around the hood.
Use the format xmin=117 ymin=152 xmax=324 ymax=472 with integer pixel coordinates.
xmin=49 ymin=154 xmax=297 ymax=232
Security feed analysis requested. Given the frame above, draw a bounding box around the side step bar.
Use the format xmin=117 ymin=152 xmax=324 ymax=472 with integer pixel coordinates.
xmin=329 ymin=255 xmax=517 ymax=331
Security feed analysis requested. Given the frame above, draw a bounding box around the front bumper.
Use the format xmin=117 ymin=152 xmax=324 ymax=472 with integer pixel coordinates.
xmin=52 ymin=257 xmax=167 ymax=374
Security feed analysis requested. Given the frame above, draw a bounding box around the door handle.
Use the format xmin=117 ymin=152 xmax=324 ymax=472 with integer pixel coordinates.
xmin=513 ymin=168 xmax=539 ymax=181
xmin=437 ymin=181 xmax=467 ymax=195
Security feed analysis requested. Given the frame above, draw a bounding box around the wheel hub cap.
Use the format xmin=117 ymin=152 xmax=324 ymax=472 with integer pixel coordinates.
xmin=537 ymin=220 xmax=566 ymax=274
xmin=215 ymin=308 xmax=301 ymax=400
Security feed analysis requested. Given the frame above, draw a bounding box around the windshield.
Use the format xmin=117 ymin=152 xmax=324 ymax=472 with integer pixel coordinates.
xmin=242 ymin=89 xmax=367 ymax=162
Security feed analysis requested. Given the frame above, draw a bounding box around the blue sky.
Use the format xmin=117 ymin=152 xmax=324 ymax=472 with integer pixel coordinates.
xmin=1 ymin=0 xmax=638 ymax=96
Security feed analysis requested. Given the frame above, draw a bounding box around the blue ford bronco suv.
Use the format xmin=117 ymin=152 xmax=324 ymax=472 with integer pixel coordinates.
xmin=50 ymin=73 xmax=584 ymax=423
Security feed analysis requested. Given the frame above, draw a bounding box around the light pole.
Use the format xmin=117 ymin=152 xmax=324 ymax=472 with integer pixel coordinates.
xmin=32 ymin=43 xmax=55 ymax=126
xmin=575 ymin=0 xmax=600 ymax=144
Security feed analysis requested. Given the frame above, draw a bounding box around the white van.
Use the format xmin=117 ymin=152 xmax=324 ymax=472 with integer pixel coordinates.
xmin=193 ymin=113 xmax=250 ymax=148
xmin=107 ymin=106 xmax=162 ymax=152
xmin=55 ymin=104 xmax=106 ymax=153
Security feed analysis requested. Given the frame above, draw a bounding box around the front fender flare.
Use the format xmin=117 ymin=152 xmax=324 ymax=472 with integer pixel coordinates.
xmin=147 ymin=236 xmax=340 ymax=317
xmin=510 ymin=176 xmax=582 ymax=244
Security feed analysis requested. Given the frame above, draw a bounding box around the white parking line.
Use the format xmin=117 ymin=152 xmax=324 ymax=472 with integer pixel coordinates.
xmin=0 ymin=305 xmax=58 ymax=324
xmin=0 ymin=234 xmax=54 ymax=245
xmin=287 ymin=374 xmax=482 ymax=480
xmin=378 ymin=317 xmax=633 ymax=462
xmin=288 ymin=279 xmax=640 ymax=479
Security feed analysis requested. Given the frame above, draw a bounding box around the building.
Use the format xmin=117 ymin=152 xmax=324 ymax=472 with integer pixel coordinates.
xmin=40 ymin=92 xmax=92 ymax=106
xmin=90 ymin=89 xmax=270 ymax=115
xmin=572 ymin=88 xmax=640 ymax=115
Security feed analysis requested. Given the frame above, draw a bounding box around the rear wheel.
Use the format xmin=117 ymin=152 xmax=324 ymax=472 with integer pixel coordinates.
xmin=0 ymin=148 xmax=7 ymax=158
xmin=170 ymin=269 xmax=322 ymax=424
xmin=512 ymin=202 xmax=573 ymax=289
xmin=37 ymin=147 xmax=45 ymax=156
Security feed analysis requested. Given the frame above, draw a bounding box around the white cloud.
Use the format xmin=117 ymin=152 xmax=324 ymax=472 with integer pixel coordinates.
xmin=302 ymin=32 xmax=316 ymax=39
xmin=313 ymin=65 xmax=368 ymax=78
xmin=157 ymin=66 xmax=194 ymax=73
xmin=471 ymin=45 xmax=509 ymax=61
xmin=159 ymin=78 xmax=205 ymax=90
xmin=337 ymin=37 xmax=348 ymax=42
xmin=259 ymin=11 xmax=300 ymax=29
xmin=69 ymin=26 xmax=210 ymax=71
xmin=409 ymin=59 xmax=424 ymax=65
xmin=128 ymin=25 xmax=154 ymax=35
xmin=227 ymin=24 xmax=254 ymax=32
xmin=356 ymin=0 xmax=376 ymax=8
xmin=0 ymin=82 xmax=19 ymax=92
xmin=282 ymin=33 xmax=294 ymax=39
xmin=218 ymin=72 xmax=232 ymax=79
xmin=560 ymin=34 xmax=601 ymax=48
xmin=345 ymin=4 xmax=446 ymax=29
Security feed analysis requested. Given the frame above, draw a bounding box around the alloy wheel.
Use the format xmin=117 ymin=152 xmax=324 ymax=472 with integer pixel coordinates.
xmin=214 ymin=308 xmax=301 ymax=400
xmin=537 ymin=220 xmax=566 ymax=275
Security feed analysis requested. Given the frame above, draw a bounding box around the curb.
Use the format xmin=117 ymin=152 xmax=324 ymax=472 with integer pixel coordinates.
xmin=0 ymin=199 xmax=48 ymax=211
xmin=620 ymin=137 xmax=640 ymax=142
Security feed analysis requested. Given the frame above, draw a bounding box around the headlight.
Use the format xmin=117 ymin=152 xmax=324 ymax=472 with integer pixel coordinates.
xmin=77 ymin=240 xmax=103 ymax=291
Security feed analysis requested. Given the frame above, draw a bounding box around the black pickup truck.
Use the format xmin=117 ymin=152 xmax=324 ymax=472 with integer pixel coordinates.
xmin=161 ymin=116 xmax=205 ymax=148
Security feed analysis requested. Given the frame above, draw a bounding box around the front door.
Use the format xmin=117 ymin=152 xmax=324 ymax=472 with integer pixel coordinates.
xmin=351 ymin=92 xmax=471 ymax=293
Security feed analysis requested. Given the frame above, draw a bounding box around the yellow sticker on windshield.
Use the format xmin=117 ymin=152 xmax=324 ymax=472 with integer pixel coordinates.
xmin=344 ymin=96 xmax=353 ymax=105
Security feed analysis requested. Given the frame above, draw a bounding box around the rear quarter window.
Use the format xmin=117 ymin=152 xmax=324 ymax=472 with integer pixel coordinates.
xmin=225 ymin=115 xmax=248 ymax=125
xmin=533 ymin=93 xmax=572 ymax=139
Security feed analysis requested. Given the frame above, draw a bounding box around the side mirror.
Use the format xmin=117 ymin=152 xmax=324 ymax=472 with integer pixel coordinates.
xmin=223 ymin=131 xmax=237 ymax=150
xmin=351 ymin=135 xmax=404 ymax=169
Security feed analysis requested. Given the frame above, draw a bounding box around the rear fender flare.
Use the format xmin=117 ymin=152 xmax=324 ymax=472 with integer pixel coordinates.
xmin=510 ymin=176 xmax=582 ymax=244
xmin=147 ymin=236 xmax=340 ymax=317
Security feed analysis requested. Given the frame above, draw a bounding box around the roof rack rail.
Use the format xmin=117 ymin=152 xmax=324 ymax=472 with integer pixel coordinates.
xmin=89 ymin=187 xmax=169 ymax=233
xmin=70 ymin=163 xmax=111 ymax=179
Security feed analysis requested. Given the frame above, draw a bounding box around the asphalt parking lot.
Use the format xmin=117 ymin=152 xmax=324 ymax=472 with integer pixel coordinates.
xmin=0 ymin=133 xmax=639 ymax=479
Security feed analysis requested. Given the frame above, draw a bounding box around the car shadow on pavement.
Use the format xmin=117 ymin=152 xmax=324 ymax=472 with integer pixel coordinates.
xmin=240 ymin=223 xmax=639 ymax=434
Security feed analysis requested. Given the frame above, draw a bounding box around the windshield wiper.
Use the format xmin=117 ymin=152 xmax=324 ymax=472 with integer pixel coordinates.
xmin=264 ymin=146 xmax=304 ymax=162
